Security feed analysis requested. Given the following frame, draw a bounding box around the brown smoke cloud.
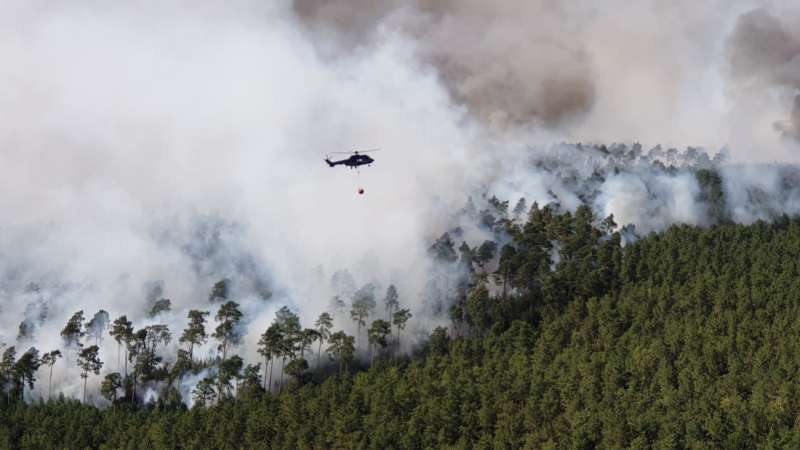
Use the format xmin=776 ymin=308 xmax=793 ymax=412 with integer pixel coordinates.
xmin=293 ymin=0 xmax=596 ymax=130
xmin=727 ymin=8 xmax=800 ymax=88
xmin=726 ymin=7 xmax=800 ymax=141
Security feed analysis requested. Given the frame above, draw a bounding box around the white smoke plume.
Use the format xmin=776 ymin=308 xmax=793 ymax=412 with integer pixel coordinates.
xmin=1 ymin=0 xmax=800 ymax=402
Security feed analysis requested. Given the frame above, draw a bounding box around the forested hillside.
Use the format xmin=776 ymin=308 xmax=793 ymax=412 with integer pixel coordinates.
xmin=5 ymin=206 xmax=800 ymax=449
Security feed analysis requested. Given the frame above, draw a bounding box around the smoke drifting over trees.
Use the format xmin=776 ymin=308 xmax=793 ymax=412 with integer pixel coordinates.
xmin=1 ymin=0 xmax=800 ymax=406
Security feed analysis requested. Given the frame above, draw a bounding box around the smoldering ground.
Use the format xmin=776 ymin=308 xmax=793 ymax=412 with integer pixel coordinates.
xmin=1 ymin=0 xmax=800 ymax=403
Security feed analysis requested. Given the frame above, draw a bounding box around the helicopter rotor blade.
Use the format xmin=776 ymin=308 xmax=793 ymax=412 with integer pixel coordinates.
xmin=328 ymin=148 xmax=381 ymax=154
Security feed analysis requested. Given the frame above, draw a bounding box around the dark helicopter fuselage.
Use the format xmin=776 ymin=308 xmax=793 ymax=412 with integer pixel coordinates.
xmin=325 ymin=153 xmax=374 ymax=168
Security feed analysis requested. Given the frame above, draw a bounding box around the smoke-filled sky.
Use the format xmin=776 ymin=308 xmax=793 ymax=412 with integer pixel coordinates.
xmin=295 ymin=0 xmax=800 ymax=157
xmin=2 ymin=0 xmax=800 ymax=401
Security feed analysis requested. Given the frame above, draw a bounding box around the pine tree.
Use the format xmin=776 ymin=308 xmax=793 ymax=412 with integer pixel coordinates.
xmin=392 ymin=309 xmax=412 ymax=356
xmin=213 ymin=301 xmax=242 ymax=400
xmin=60 ymin=311 xmax=85 ymax=350
xmin=13 ymin=347 xmax=40 ymax=401
xmin=430 ymin=233 xmax=458 ymax=263
xmin=326 ymin=331 xmax=355 ymax=376
xmin=299 ymin=329 xmax=319 ymax=359
xmin=512 ymin=197 xmax=528 ymax=220
xmin=147 ymin=299 xmax=172 ymax=318
xmin=350 ymin=285 xmax=376 ymax=346
xmin=273 ymin=307 xmax=300 ymax=391
xmin=100 ymin=372 xmax=122 ymax=407
xmin=314 ymin=312 xmax=334 ymax=369
xmin=109 ymin=316 xmax=133 ymax=374
xmin=193 ymin=375 xmax=217 ymax=408
xmin=384 ymin=285 xmax=399 ymax=321
xmin=239 ymin=364 xmax=263 ymax=399
xmin=257 ymin=323 xmax=283 ymax=392
xmin=476 ymin=240 xmax=498 ymax=272
xmin=77 ymin=345 xmax=102 ymax=404
xmin=0 ymin=346 xmax=15 ymax=404
xmin=86 ymin=310 xmax=110 ymax=346
xmin=213 ymin=302 xmax=243 ymax=361
xmin=465 ymin=283 xmax=491 ymax=335
xmin=40 ymin=350 xmax=62 ymax=401
xmin=218 ymin=355 xmax=244 ymax=400
xmin=285 ymin=358 xmax=309 ymax=386
xmin=209 ymin=279 xmax=231 ymax=303
xmin=179 ymin=310 xmax=210 ymax=362
xmin=367 ymin=320 xmax=391 ymax=364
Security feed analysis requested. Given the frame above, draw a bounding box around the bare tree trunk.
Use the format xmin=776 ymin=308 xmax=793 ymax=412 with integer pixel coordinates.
xmin=262 ymin=358 xmax=268 ymax=390
xmin=278 ymin=357 xmax=285 ymax=393
xmin=217 ymin=339 xmax=227 ymax=403
xmin=268 ymin=358 xmax=274 ymax=393
xmin=397 ymin=328 xmax=401 ymax=358
xmin=317 ymin=340 xmax=323 ymax=369
xmin=48 ymin=366 xmax=54 ymax=401
xmin=83 ymin=376 xmax=87 ymax=404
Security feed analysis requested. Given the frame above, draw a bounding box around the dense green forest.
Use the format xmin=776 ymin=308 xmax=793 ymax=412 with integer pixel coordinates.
xmin=5 ymin=201 xmax=800 ymax=449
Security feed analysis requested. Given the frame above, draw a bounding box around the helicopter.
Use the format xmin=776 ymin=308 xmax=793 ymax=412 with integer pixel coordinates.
xmin=324 ymin=149 xmax=379 ymax=169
